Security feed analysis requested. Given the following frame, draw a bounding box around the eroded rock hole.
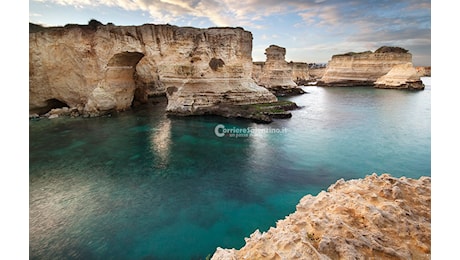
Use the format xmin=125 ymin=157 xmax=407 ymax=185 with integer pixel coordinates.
xmin=209 ymin=58 xmax=225 ymax=71
xmin=108 ymin=52 xmax=145 ymax=67
xmin=37 ymin=98 xmax=69 ymax=115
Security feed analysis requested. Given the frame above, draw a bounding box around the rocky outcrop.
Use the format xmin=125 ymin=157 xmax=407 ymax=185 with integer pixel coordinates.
xmin=375 ymin=63 xmax=424 ymax=90
xmin=29 ymin=22 xmax=277 ymax=117
xmin=212 ymin=173 xmax=431 ymax=260
xmin=252 ymin=45 xmax=305 ymax=96
xmin=309 ymin=67 xmax=326 ymax=81
xmin=288 ymin=62 xmax=310 ymax=85
xmin=318 ymin=46 xmax=423 ymax=88
xmin=416 ymin=66 xmax=431 ymax=77
xmin=165 ymin=78 xmax=276 ymax=116
xmin=178 ymin=100 xmax=299 ymax=123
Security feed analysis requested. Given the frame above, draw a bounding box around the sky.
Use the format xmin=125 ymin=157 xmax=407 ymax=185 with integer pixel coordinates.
xmin=29 ymin=0 xmax=431 ymax=66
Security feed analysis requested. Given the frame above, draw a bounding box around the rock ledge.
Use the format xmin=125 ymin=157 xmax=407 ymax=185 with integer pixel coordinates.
xmin=212 ymin=173 xmax=431 ymax=260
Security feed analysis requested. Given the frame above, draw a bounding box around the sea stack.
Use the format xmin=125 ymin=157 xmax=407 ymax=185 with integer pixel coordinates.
xmin=252 ymin=45 xmax=305 ymax=96
xmin=318 ymin=46 xmax=424 ymax=89
xmin=29 ymin=22 xmax=277 ymax=117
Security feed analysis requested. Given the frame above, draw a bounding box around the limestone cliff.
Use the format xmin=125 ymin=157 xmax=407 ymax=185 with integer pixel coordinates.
xmin=287 ymin=62 xmax=311 ymax=85
xmin=252 ymin=45 xmax=305 ymax=96
xmin=318 ymin=46 xmax=422 ymax=88
xmin=309 ymin=67 xmax=326 ymax=81
xmin=375 ymin=63 xmax=424 ymax=90
xmin=29 ymin=22 xmax=276 ymax=117
xmin=212 ymin=173 xmax=431 ymax=260
xmin=416 ymin=66 xmax=431 ymax=77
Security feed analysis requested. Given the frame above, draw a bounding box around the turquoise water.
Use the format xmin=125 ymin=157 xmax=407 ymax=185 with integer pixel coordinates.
xmin=29 ymin=78 xmax=431 ymax=259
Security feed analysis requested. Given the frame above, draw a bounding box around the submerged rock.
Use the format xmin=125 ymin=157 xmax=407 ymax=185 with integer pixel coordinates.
xmin=212 ymin=173 xmax=431 ymax=260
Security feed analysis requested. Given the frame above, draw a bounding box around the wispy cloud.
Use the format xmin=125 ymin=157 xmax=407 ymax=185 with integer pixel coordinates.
xmin=30 ymin=0 xmax=431 ymax=65
xmin=31 ymin=0 xmax=430 ymax=30
xmin=29 ymin=12 xmax=43 ymax=17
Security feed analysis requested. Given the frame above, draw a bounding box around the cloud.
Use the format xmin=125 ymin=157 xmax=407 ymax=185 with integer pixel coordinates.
xmin=31 ymin=0 xmax=430 ymax=31
xmin=29 ymin=12 xmax=43 ymax=17
xmin=31 ymin=0 xmax=431 ymax=64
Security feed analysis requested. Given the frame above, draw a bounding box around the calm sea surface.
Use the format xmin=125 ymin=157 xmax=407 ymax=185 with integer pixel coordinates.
xmin=29 ymin=78 xmax=431 ymax=259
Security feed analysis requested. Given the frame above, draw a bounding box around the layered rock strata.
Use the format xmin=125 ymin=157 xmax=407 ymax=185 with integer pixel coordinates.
xmin=252 ymin=45 xmax=305 ymax=96
xmin=287 ymin=62 xmax=311 ymax=85
xmin=416 ymin=66 xmax=431 ymax=77
xmin=375 ymin=63 xmax=424 ymax=90
xmin=318 ymin=46 xmax=423 ymax=89
xmin=212 ymin=173 xmax=431 ymax=260
xmin=29 ymin=22 xmax=277 ymax=117
xmin=308 ymin=67 xmax=326 ymax=82
xmin=178 ymin=100 xmax=299 ymax=123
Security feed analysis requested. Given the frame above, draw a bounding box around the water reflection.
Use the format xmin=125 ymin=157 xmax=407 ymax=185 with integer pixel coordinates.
xmin=150 ymin=118 xmax=172 ymax=168
xmin=247 ymin=125 xmax=271 ymax=167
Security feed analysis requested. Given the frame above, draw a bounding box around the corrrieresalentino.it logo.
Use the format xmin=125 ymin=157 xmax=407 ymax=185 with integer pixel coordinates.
xmin=214 ymin=124 xmax=287 ymax=138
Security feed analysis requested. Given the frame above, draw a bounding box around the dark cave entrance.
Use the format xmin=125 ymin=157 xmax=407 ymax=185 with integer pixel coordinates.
xmin=105 ymin=51 xmax=145 ymax=109
xmin=35 ymin=98 xmax=69 ymax=115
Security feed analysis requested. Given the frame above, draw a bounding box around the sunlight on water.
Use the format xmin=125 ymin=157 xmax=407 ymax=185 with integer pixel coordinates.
xmin=30 ymin=81 xmax=430 ymax=259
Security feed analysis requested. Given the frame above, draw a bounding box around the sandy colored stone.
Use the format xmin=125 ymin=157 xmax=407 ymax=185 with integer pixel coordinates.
xmin=415 ymin=66 xmax=431 ymax=77
xmin=252 ymin=45 xmax=304 ymax=96
xmin=318 ymin=47 xmax=421 ymax=87
xmin=375 ymin=63 xmax=424 ymax=90
xmin=308 ymin=67 xmax=326 ymax=81
xmin=29 ymin=23 xmax=276 ymax=116
xmin=212 ymin=173 xmax=431 ymax=260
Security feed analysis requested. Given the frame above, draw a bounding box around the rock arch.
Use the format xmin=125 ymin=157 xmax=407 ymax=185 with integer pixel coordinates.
xmin=30 ymin=24 xmax=278 ymax=118
xmin=85 ymin=51 xmax=144 ymax=115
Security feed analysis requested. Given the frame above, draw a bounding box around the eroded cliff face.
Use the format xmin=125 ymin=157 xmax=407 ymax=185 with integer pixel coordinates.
xmin=212 ymin=173 xmax=431 ymax=260
xmin=287 ymin=62 xmax=311 ymax=85
xmin=318 ymin=46 xmax=421 ymax=88
xmin=252 ymin=45 xmax=304 ymax=96
xmin=29 ymin=23 xmax=276 ymax=116
xmin=416 ymin=66 xmax=431 ymax=77
xmin=375 ymin=63 xmax=424 ymax=90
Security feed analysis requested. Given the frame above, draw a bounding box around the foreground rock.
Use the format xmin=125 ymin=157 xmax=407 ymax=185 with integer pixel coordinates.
xmin=212 ymin=173 xmax=431 ymax=260
xmin=252 ymin=45 xmax=305 ymax=96
xmin=165 ymin=79 xmax=276 ymax=117
xmin=168 ymin=100 xmax=298 ymax=123
xmin=29 ymin=21 xmax=277 ymax=117
xmin=318 ymin=46 xmax=424 ymax=89
xmin=375 ymin=63 xmax=424 ymax=90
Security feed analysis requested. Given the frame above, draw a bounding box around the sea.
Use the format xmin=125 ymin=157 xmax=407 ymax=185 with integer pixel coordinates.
xmin=29 ymin=77 xmax=431 ymax=259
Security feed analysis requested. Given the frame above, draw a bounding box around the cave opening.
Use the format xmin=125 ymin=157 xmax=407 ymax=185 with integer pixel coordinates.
xmin=34 ymin=98 xmax=69 ymax=115
xmin=105 ymin=51 xmax=146 ymax=110
xmin=108 ymin=52 xmax=144 ymax=67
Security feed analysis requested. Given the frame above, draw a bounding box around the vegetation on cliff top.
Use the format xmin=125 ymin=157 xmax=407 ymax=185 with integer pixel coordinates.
xmin=333 ymin=51 xmax=372 ymax=57
xmin=375 ymin=46 xmax=408 ymax=53
xmin=333 ymin=46 xmax=409 ymax=58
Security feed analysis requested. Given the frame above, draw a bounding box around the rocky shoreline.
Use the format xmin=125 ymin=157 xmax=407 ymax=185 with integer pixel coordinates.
xmin=30 ymin=22 xmax=428 ymax=123
xmin=212 ymin=173 xmax=431 ymax=260
xmin=166 ymin=100 xmax=299 ymax=123
xmin=29 ymin=22 xmax=280 ymax=120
